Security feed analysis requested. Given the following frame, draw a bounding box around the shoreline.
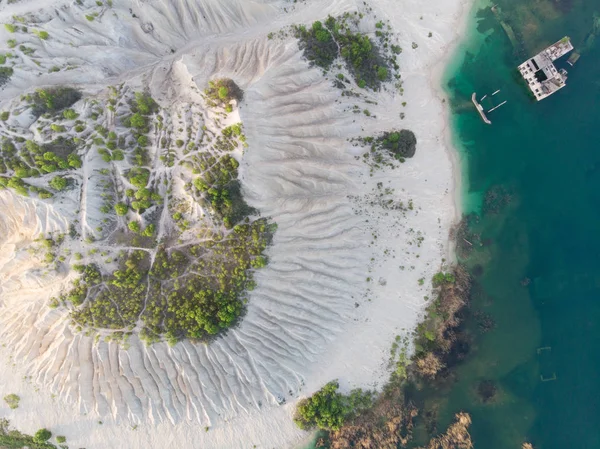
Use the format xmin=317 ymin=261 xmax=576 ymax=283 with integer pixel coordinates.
xmin=429 ymin=0 xmax=475 ymax=263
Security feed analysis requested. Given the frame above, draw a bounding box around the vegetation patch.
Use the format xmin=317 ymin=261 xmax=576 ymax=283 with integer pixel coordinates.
xmin=62 ymin=218 xmax=274 ymax=345
xmin=295 ymin=14 xmax=394 ymax=90
xmin=303 ymin=388 xmax=473 ymax=449
xmin=294 ymin=381 xmax=373 ymax=431
xmin=373 ymin=130 xmax=417 ymax=159
xmin=28 ymin=82 xmax=275 ymax=346
xmin=26 ymin=87 xmax=82 ymax=117
xmin=204 ymin=78 xmax=244 ymax=109
xmin=411 ymin=265 xmax=471 ymax=380
xmin=352 ymin=129 xmax=417 ymax=174
xmin=3 ymin=394 xmax=20 ymax=409
xmin=0 ymin=420 xmax=56 ymax=449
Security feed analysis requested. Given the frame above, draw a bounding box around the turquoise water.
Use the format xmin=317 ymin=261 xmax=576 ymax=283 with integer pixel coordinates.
xmin=435 ymin=0 xmax=600 ymax=447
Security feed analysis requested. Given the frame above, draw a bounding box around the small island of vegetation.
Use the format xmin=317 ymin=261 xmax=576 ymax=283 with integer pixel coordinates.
xmin=295 ymin=14 xmax=398 ymax=90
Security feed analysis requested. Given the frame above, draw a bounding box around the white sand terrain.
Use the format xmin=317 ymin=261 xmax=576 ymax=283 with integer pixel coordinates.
xmin=0 ymin=0 xmax=469 ymax=447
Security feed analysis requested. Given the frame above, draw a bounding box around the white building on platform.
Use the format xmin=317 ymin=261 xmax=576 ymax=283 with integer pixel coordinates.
xmin=518 ymin=37 xmax=574 ymax=101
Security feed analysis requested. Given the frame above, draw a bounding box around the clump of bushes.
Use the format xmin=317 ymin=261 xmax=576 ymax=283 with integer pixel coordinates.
xmin=295 ymin=16 xmax=390 ymax=89
xmin=28 ymin=87 xmax=82 ymax=117
xmin=0 ymin=419 xmax=56 ymax=449
xmin=294 ymin=20 xmax=338 ymax=69
xmin=0 ymin=66 xmax=13 ymax=87
xmin=3 ymin=394 xmax=20 ymax=409
xmin=32 ymin=29 xmax=49 ymax=40
xmin=204 ymin=78 xmax=244 ymax=108
xmin=49 ymin=175 xmax=67 ymax=191
xmin=294 ymin=381 xmax=373 ymax=431
xmin=33 ymin=429 xmax=52 ymax=444
xmin=375 ymin=129 xmax=417 ymax=159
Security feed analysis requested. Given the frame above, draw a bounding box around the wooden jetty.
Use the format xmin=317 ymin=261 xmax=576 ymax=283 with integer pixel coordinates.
xmin=472 ymin=93 xmax=491 ymax=124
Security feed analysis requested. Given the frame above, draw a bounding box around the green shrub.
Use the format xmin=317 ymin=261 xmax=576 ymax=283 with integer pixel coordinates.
xmin=114 ymin=203 xmax=128 ymax=216
xmin=294 ymin=381 xmax=373 ymax=431
xmin=3 ymin=394 xmax=20 ymax=409
xmin=129 ymin=113 xmax=146 ymax=129
xmin=0 ymin=111 xmax=8 ymax=121
xmin=218 ymin=86 xmax=229 ymax=99
xmin=56 ymin=436 xmax=66 ymax=443
xmin=33 ymin=30 xmax=49 ymax=40
xmin=128 ymin=221 xmax=140 ymax=233
xmin=62 ymin=109 xmax=78 ymax=120
xmin=204 ymin=79 xmax=244 ymax=107
xmin=6 ymin=39 xmax=16 ymax=49
xmin=133 ymin=92 xmax=158 ymax=115
xmin=33 ymin=429 xmax=52 ymax=443
xmin=4 ymin=24 xmax=16 ymax=33
xmin=375 ymin=129 xmax=417 ymax=159
xmin=49 ymin=176 xmax=67 ymax=191
xmin=142 ymin=223 xmax=155 ymax=237
xmin=67 ymin=153 xmax=82 ymax=168
xmin=432 ymin=271 xmax=456 ymax=287
xmin=0 ymin=66 xmax=13 ymax=86
xmin=296 ymin=16 xmax=390 ymax=90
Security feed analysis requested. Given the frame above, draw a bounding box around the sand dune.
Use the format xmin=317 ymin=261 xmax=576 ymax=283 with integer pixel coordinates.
xmin=0 ymin=0 xmax=468 ymax=447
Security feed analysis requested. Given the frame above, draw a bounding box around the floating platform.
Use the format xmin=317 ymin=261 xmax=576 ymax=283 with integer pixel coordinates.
xmin=471 ymin=93 xmax=491 ymax=125
xmin=518 ymin=37 xmax=574 ymax=101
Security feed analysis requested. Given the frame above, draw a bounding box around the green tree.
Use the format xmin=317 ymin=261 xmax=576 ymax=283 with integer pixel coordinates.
xmin=62 ymin=108 xmax=78 ymax=120
xmin=114 ymin=202 xmax=128 ymax=216
xmin=49 ymin=176 xmax=67 ymax=191
xmin=142 ymin=223 xmax=155 ymax=237
xmin=33 ymin=428 xmax=51 ymax=443
xmin=294 ymin=381 xmax=349 ymax=431
xmin=294 ymin=381 xmax=373 ymax=431
xmin=218 ymin=86 xmax=229 ymax=99
xmin=128 ymin=221 xmax=140 ymax=233
xmin=129 ymin=113 xmax=146 ymax=129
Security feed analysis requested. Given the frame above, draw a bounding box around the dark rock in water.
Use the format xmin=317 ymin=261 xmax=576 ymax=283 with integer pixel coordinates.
xmin=477 ymin=379 xmax=497 ymax=403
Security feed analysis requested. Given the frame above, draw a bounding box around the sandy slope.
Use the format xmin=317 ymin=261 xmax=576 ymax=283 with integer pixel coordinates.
xmin=0 ymin=0 xmax=469 ymax=447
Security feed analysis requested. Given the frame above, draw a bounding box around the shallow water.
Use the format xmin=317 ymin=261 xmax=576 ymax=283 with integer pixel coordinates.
xmin=436 ymin=0 xmax=600 ymax=447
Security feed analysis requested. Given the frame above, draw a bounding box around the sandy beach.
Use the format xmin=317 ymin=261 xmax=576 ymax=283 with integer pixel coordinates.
xmin=0 ymin=0 xmax=471 ymax=447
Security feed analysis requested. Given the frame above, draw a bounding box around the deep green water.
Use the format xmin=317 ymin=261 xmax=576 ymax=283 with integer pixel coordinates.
xmin=435 ymin=0 xmax=600 ymax=447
